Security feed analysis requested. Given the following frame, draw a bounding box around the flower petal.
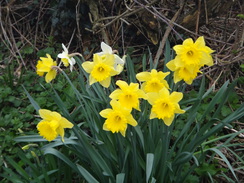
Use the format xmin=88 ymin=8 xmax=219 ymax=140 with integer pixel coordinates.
xmin=39 ymin=109 xmax=52 ymax=120
xmin=109 ymin=89 xmax=122 ymax=100
xmin=62 ymin=43 xmax=68 ymax=53
xmin=126 ymin=115 xmax=138 ymax=126
xmin=116 ymin=80 xmax=128 ymax=90
xmin=59 ymin=117 xmax=73 ymax=128
xmin=56 ymin=126 xmax=65 ymax=142
xmin=101 ymin=42 xmax=112 ymax=54
xmin=163 ymin=116 xmax=174 ymax=126
xmin=100 ymin=109 xmax=113 ymax=118
xmin=82 ymin=61 xmax=94 ymax=73
xmin=45 ymin=69 xmax=57 ymax=83
xmin=147 ymin=92 xmax=159 ymax=105
xmin=100 ymin=77 xmax=111 ymax=88
xmin=170 ymin=92 xmax=183 ymax=103
xmin=136 ymin=72 xmax=151 ymax=82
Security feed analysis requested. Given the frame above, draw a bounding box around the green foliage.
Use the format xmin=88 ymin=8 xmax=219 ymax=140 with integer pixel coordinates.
xmin=0 ymin=67 xmax=80 ymax=177
xmin=1 ymin=38 xmax=244 ymax=182
xmin=5 ymin=50 xmax=243 ymax=183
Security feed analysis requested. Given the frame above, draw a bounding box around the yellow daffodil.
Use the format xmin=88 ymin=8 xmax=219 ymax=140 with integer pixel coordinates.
xmin=136 ymin=69 xmax=170 ymax=93
xmin=173 ymin=36 xmax=214 ymax=66
xmin=82 ymin=54 xmax=119 ymax=88
xmin=97 ymin=42 xmax=125 ymax=73
xmin=109 ymin=80 xmax=147 ymax=111
xmin=37 ymin=109 xmax=73 ymax=142
xmin=57 ymin=44 xmax=76 ymax=71
xmin=147 ymin=88 xmax=185 ymax=126
xmin=100 ymin=100 xmax=137 ymax=137
xmin=166 ymin=56 xmax=201 ymax=85
xmin=36 ymin=54 xmax=57 ymax=83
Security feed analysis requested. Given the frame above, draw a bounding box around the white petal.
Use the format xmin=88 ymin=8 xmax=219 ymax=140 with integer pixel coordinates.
xmin=57 ymin=52 xmax=68 ymax=59
xmin=69 ymin=58 xmax=76 ymax=72
xmin=101 ymin=42 xmax=112 ymax=54
xmin=114 ymin=55 xmax=124 ymax=64
xmin=62 ymin=43 xmax=68 ymax=53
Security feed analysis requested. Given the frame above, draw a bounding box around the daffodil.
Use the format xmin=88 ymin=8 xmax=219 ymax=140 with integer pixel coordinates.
xmin=147 ymin=88 xmax=185 ymax=126
xmin=166 ymin=56 xmax=201 ymax=85
xmin=37 ymin=109 xmax=73 ymax=142
xmin=97 ymin=42 xmax=125 ymax=73
xmin=173 ymin=36 xmax=214 ymax=66
xmin=36 ymin=54 xmax=57 ymax=83
xmin=57 ymin=44 xmax=76 ymax=71
xmin=82 ymin=53 xmax=119 ymax=88
xmin=136 ymin=69 xmax=170 ymax=93
xmin=100 ymin=100 xmax=137 ymax=137
xmin=109 ymin=80 xmax=147 ymax=111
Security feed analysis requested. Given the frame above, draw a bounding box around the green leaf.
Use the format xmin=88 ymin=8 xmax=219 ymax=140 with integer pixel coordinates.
xmin=146 ymin=153 xmax=154 ymax=183
xmin=22 ymin=85 xmax=40 ymax=113
xmin=76 ymin=164 xmax=99 ymax=183
xmin=116 ymin=173 xmax=125 ymax=183
xmin=209 ymin=148 xmax=238 ymax=181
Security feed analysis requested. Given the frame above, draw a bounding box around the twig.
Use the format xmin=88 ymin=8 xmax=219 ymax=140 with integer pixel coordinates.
xmin=153 ymin=1 xmax=185 ymax=64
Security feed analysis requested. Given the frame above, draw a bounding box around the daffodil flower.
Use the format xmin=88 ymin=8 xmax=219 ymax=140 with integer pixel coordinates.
xmin=166 ymin=56 xmax=201 ymax=85
xmin=109 ymin=80 xmax=147 ymax=111
xmin=97 ymin=42 xmax=125 ymax=73
xmin=82 ymin=54 xmax=119 ymax=88
xmin=37 ymin=109 xmax=73 ymax=142
xmin=136 ymin=69 xmax=170 ymax=93
xmin=58 ymin=44 xmax=76 ymax=71
xmin=100 ymin=100 xmax=137 ymax=137
xmin=147 ymin=88 xmax=185 ymax=126
xmin=173 ymin=36 xmax=214 ymax=66
xmin=36 ymin=54 xmax=57 ymax=83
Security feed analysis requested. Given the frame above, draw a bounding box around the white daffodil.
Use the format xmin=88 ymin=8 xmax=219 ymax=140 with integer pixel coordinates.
xmin=58 ymin=44 xmax=76 ymax=71
xmin=97 ymin=42 xmax=125 ymax=73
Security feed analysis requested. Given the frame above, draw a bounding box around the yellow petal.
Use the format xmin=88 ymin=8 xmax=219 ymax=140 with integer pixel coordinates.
xmin=100 ymin=77 xmax=111 ymax=88
xmin=149 ymin=111 xmax=157 ymax=119
xmin=126 ymin=115 xmax=138 ymax=126
xmin=166 ymin=60 xmax=176 ymax=71
xmin=82 ymin=61 xmax=94 ymax=73
xmin=194 ymin=36 xmax=205 ymax=47
xmin=103 ymin=123 xmax=109 ymax=131
xmin=163 ymin=116 xmax=174 ymax=126
xmin=136 ymin=72 xmax=151 ymax=81
xmin=147 ymin=92 xmax=159 ymax=105
xmin=56 ymin=126 xmax=65 ymax=142
xmin=170 ymin=92 xmax=183 ymax=103
xmin=50 ymin=111 xmax=62 ymax=121
xmin=120 ymin=128 xmax=126 ymax=137
xmin=158 ymin=88 xmax=170 ymax=97
xmin=39 ymin=109 xmax=53 ymax=121
xmin=173 ymin=71 xmax=182 ymax=83
xmin=45 ymin=69 xmax=57 ymax=83
xmin=89 ymin=74 xmax=97 ymax=85
xmin=99 ymin=109 xmax=113 ymax=118
xmin=59 ymin=117 xmax=73 ymax=128
xmin=182 ymin=38 xmax=194 ymax=46
xmin=109 ymin=89 xmax=122 ymax=100
xmin=116 ymin=80 xmax=128 ymax=90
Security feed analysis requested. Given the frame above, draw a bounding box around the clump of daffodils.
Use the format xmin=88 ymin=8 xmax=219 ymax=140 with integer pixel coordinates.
xmin=166 ymin=36 xmax=214 ymax=84
xmin=35 ymin=37 xmax=213 ymax=139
